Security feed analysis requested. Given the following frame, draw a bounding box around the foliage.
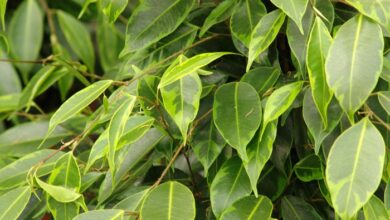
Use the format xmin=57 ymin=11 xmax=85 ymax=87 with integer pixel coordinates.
xmin=0 ymin=0 xmax=389 ymax=219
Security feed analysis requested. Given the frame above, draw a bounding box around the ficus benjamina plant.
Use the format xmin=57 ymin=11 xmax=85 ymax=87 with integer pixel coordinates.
xmin=0 ymin=0 xmax=389 ymax=219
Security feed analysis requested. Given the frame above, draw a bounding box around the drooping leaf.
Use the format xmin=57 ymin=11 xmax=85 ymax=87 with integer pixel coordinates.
xmin=325 ymin=15 xmax=384 ymax=122
xmin=220 ymin=195 xmax=273 ymax=220
xmin=210 ymin=157 xmax=251 ymax=218
xmin=270 ymin=0 xmax=309 ymax=34
xmin=213 ymin=82 xmax=262 ymax=161
xmin=101 ymin=0 xmax=128 ymax=23
xmin=199 ymin=0 xmax=236 ymax=37
xmin=241 ymin=66 xmax=280 ymax=95
xmin=306 ymin=17 xmax=333 ymax=127
xmin=57 ymin=10 xmax=95 ymax=71
xmin=140 ymin=181 xmax=195 ymax=220
xmin=230 ymin=0 xmax=267 ymax=46
xmin=244 ymin=121 xmax=277 ymax=196
xmin=378 ymin=91 xmax=390 ymax=115
xmin=73 ymin=209 xmax=124 ymax=220
xmin=49 ymin=80 xmax=112 ymax=133
xmin=8 ymin=0 xmax=43 ymax=77
xmin=35 ymin=177 xmax=81 ymax=203
xmin=281 ymin=195 xmax=322 ymax=219
xmin=0 ymin=186 xmax=31 ymax=220
xmin=247 ymin=9 xmax=285 ymax=71
xmin=293 ymin=154 xmax=323 ymax=182
xmin=159 ymin=52 xmax=233 ymax=88
xmin=121 ymin=0 xmax=195 ymax=55
xmin=326 ymin=117 xmax=386 ymax=219
xmin=161 ymin=73 xmax=202 ymax=140
xmin=363 ymin=195 xmax=389 ymax=220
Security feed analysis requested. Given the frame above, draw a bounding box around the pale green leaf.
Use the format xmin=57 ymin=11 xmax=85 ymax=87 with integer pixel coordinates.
xmin=102 ymin=0 xmax=128 ymax=23
xmin=247 ymin=9 xmax=286 ymax=71
xmin=213 ymin=82 xmax=262 ymax=161
xmin=363 ymin=195 xmax=389 ymax=220
xmin=35 ymin=177 xmax=81 ymax=203
xmin=281 ymin=195 xmax=322 ymax=219
xmin=0 ymin=52 xmax=21 ymax=95
xmin=73 ymin=209 xmax=124 ymax=220
xmin=0 ymin=94 xmax=20 ymax=113
xmin=241 ymin=66 xmax=280 ymax=95
xmin=378 ymin=91 xmax=390 ymax=115
xmin=326 ymin=117 xmax=386 ymax=219
xmin=0 ymin=0 xmax=6 ymax=30
xmin=140 ymin=181 xmax=195 ymax=220
xmin=325 ymin=15 xmax=384 ymax=122
xmin=0 ymin=186 xmax=31 ymax=220
xmin=121 ymin=0 xmax=195 ymax=55
xmin=345 ymin=0 xmax=389 ymax=28
xmin=114 ymin=188 xmax=149 ymax=210
xmin=270 ymin=0 xmax=309 ymax=34
xmin=199 ymin=0 xmax=236 ymax=37
xmin=220 ymin=195 xmax=273 ymax=220
xmin=210 ymin=157 xmax=251 ymax=218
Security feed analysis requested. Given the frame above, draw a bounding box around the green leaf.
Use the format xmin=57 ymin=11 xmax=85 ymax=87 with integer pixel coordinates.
xmin=210 ymin=157 xmax=251 ymax=218
xmin=230 ymin=0 xmax=267 ymax=46
xmin=306 ymin=17 xmax=333 ymax=127
xmin=270 ymin=0 xmax=309 ymax=34
xmin=247 ymin=9 xmax=286 ymax=71
xmin=0 ymin=186 xmax=31 ymax=220
xmin=325 ymin=15 xmax=384 ymax=122
xmin=0 ymin=0 xmax=6 ymax=30
xmin=107 ymin=95 xmax=136 ymax=177
xmin=140 ymin=181 xmax=195 ymax=220
xmin=159 ymin=52 xmax=233 ymax=88
xmin=0 ymin=52 xmax=21 ymax=95
xmin=0 ymin=94 xmax=20 ymax=113
xmin=281 ymin=195 xmax=322 ymax=219
xmin=213 ymin=82 xmax=262 ymax=161
xmin=73 ymin=209 xmax=124 ymax=220
xmin=80 ymin=172 xmax=103 ymax=193
xmin=385 ymin=180 xmax=390 ymax=211
xmin=114 ymin=188 xmax=149 ymax=210
xmin=199 ymin=0 xmax=236 ymax=37
xmin=363 ymin=195 xmax=389 ymax=220
xmin=220 ymin=195 xmax=273 ymax=220
xmin=244 ymin=121 xmax=277 ymax=196
xmin=345 ymin=0 xmax=389 ymax=28
xmin=8 ymin=0 xmax=43 ymax=76
xmin=325 ymin=117 xmax=386 ymax=219
xmin=241 ymin=66 xmax=280 ymax=95
xmin=0 ymin=149 xmax=64 ymax=190
xmin=49 ymin=80 xmax=112 ymax=132
xmin=302 ymin=90 xmax=343 ymax=154
xmin=378 ymin=91 xmax=390 ymax=115
xmin=262 ymin=81 xmax=303 ymax=136
xmin=293 ymin=154 xmax=323 ymax=182
xmin=118 ymin=115 xmax=154 ymax=148
xmin=161 ymin=73 xmax=202 ymax=140
xmin=57 ymin=10 xmax=95 ymax=71
xmin=35 ymin=177 xmax=81 ymax=203
xmin=102 ymin=0 xmax=128 ymax=23
xmin=121 ymin=0 xmax=195 ymax=55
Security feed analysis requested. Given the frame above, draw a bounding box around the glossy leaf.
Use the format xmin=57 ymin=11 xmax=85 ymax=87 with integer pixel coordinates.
xmin=159 ymin=52 xmax=233 ymax=88
xmin=57 ymin=10 xmax=95 ymax=71
xmin=73 ymin=209 xmax=124 ymax=220
xmin=306 ymin=17 xmax=333 ymax=127
xmin=121 ymin=0 xmax=195 ymax=55
xmin=161 ymin=73 xmax=202 ymax=140
xmin=213 ymin=82 xmax=262 ymax=161
xmin=220 ymin=195 xmax=273 ymax=220
xmin=210 ymin=157 xmax=251 ymax=218
xmin=270 ymin=0 xmax=309 ymax=34
xmin=35 ymin=177 xmax=81 ymax=203
xmin=0 ymin=186 xmax=31 ymax=220
xmin=199 ymin=0 xmax=236 ymax=37
xmin=345 ymin=0 xmax=389 ymax=28
xmin=363 ymin=195 xmax=389 ymax=220
xmin=247 ymin=9 xmax=286 ymax=71
xmin=294 ymin=154 xmax=323 ymax=182
xmin=325 ymin=15 xmax=384 ymax=122
xmin=378 ymin=91 xmax=390 ymax=115
xmin=49 ymin=80 xmax=112 ymax=132
xmin=140 ymin=181 xmax=195 ymax=220
xmin=281 ymin=195 xmax=322 ymax=219
xmin=326 ymin=118 xmax=386 ymax=219
xmin=241 ymin=66 xmax=280 ymax=95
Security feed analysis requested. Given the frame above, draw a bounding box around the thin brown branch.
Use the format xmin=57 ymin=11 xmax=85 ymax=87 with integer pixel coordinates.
xmin=38 ymin=0 xmax=58 ymax=45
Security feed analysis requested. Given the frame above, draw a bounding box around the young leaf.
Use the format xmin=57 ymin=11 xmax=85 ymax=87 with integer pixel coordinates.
xmin=230 ymin=0 xmax=267 ymax=46
xmin=241 ymin=66 xmax=280 ymax=95
xmin=220 ymin=195 xmax=273 ymax=220
xmin=161 ymin=73 xmax=202 ymax=140
xmin=57 ymin=10 xmax=95 ymax=71
xmin=325 ymin=15 xmax=384 ymax=122
xmin=213 ymin=82 xmax=262 ymax=161
xmin=244 ymin=121 xmax=277 ymax=196
xmin=210 ymin=157 xmax=251 ymax=218
xmin=8 ymin=0 xmax=43 ymax=76
xmin=159 ymin=52 xmax=233 ymax=88
xmin=0 ymin=186 xmax=31 ymax=220
xmin=281 ymin=195 xmax=322 ymax=219
xmin=73 ymin=209 xmax=124 ymax=220
xmin=101 ymin=0 xmax=128 ymax=23
xmin=270 ymin=0 xmax=309 ymax=34
xmin=0 ymin=0 xmax=6 ymax=30
xmin=363 ymin=195 xmax=389 ymax=220
xmin=35 ymin=177 xmax=81 ymax=203
xmin=378 ymin=91 xmax=390 ymax=115
xmin=247 ymin=9 xmax=286 ymax=71
xmin=306 ymin=17 xmax=333 ymax=128
xmin=49 ymin=80 xmax=112 ymax=132
xmin=199 ymin=0 xmax=236 ymax=37
xmin=121 ymin=0 xmax=195 ymax=55
xmin=326 ymin=118 xmax=386 ymax=219
xmin=293 ymin=154 xmax=323 ymax=182
xmin=140 ymin=181 xmax=195 ymax=220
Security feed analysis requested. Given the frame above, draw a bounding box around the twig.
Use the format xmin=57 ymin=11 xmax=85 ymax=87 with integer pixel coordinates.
xmin=38 ymin=0 xmax=58 ymax=45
